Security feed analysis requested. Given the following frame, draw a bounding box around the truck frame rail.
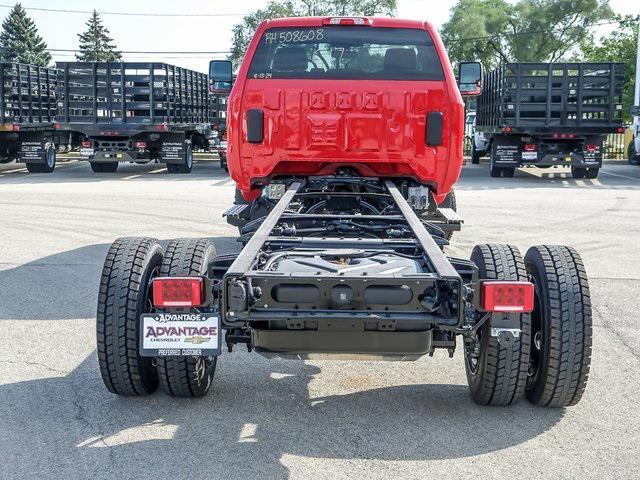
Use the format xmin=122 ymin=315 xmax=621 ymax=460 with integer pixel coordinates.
xmin=216 ymin=176 xmax=474 ymax=359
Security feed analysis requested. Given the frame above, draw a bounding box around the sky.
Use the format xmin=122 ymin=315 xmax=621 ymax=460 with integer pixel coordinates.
xmin=0 ymin=0 xmax=637 ymax=73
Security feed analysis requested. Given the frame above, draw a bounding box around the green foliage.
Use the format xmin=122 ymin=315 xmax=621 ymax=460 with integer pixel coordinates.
xmin=441 ymin=0 xmax=613 ymax=69
xmin=228 ymin=0 xmax=397 ymax=64
xmin=76 ymin=10 xmax=121 ymax=62
xmin=582 ymin=16 xmax=638 ymax=121
xmin=0 ymin=3 xmax=51 ymax=66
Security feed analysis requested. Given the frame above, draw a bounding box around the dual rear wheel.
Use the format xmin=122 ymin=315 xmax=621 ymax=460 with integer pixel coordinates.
xmin=97 ymin=237 xmax=217 ymax=397
xmin=96 ymin=238 xmax=592 ymax=406
xmin=465 ymin=244 xmax=592 ymax=407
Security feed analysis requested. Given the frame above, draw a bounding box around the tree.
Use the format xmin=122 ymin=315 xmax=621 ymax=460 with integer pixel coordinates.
xmin=0 ymin=3 xmax=51 ymax=66
xmin=229 ymin=0 xmax=396 ymax=64
xmin=582 ymin=15 xmax=638 ymax=121
xmin=440 ymin=0 xmax=613 ymax=69
xmin=76 ymin=10 xmax=121 ymax=62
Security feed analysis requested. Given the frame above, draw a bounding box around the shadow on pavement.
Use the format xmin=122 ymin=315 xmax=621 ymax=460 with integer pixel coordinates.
xmin=0 ymin=353 xmax=564 ymax=479
xmin=0 ymin=238 xmax=240 ymax=320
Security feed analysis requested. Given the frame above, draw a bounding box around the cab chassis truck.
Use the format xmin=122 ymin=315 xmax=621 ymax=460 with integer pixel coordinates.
xmin=56 ymin=62 xmax=211 ymax=173
xmin=473 ymin=62 xmax=625 ymax=178
xmin=0 ymin=63 xmax=63 ymax=173
xmin=96 ymin=17 xmax=592 ymax=407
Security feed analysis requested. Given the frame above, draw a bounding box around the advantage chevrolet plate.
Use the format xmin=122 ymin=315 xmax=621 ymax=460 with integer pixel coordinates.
xmin=140 ymin=313 xmax=221 ymax=357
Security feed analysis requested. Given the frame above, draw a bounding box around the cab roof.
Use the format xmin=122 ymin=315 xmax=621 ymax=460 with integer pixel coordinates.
xmin=262 ymin=16 xmax=433 ymax=31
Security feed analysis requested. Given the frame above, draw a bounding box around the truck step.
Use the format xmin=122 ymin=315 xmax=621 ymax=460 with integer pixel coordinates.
xmin=437 ymin=207 xmax=463 ymax=224
xmin=223 ymin=203 xmax=249 ymax=227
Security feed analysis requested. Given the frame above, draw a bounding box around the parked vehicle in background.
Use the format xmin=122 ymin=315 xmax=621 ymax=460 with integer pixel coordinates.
xmin=464 ymin=110 xmax=476 ymax=140
xmin=0 ymin=63 xmax=63 ymax=173
xmin=630 ymin=107 xmax=640 ymax=165
xmin=95 ymin=16 xmax=593 ymax=410
xmin=217 ymin=138 xmax=228 ymax=171
xmin=56 ymin=62 xmax=212 ymax=173
xmin=473 ymin=62 xmax=625 ymax=178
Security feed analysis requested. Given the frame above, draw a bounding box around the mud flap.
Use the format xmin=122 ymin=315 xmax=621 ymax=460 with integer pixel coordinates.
xmin=17 ymin=131 xmax=47 ymax=164
xmin=582 ymin=135 xmax=603 ymax=166
xmin=159 ymin=133 xmax=186 ymax=164
xmin=491 ymin=134 xmax=521 ymax=168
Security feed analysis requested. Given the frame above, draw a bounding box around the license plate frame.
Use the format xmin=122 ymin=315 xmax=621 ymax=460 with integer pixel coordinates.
xmin=139 ymin=313 xmax=221 ymax=357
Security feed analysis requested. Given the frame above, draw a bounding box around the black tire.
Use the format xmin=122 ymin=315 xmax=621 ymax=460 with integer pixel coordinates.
xmin=502 ymin=167 xmax=515 ymax=178
xmin=90 ymin=162 xmax=118 ymax=173
xmin=167 ymin=141 xmax=193 ymax=174
xmin=220 ymin=154 xmax=228 ymax=171
xmin=571 ymin=166 xmax=586 ymax=179
xmin=628 ymin=141 xmax=640 ymax=166
xmin=465 ymin=244 xmax=531 ymax=406
xmin=26 ymin=143 xmax=56 ymax=173
xmin=97 ymin=237 xmax=162 ymax=396
xmin=156 ymin=238 xmax=218 ymax=398
xmin=584 ymin=167 xmax=599 ymax=179
xmin=471 ymin=141 xmax=481 ymax=164
xmin=524 ymin=246 xmax=592 ymax=407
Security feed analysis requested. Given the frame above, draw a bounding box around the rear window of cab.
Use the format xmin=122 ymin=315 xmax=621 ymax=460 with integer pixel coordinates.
xmin=248 ymin=26 xmax=445 ymax=81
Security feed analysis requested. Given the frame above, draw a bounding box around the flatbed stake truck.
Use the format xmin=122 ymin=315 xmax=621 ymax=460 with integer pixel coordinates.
xmin=0 ymin=63 xmax=62 ymax=173
xmin=473 ymin=62 xmax=625 ymax=178
xmin=57 ymin=62 xmax=213 ymax=173
xmin=96 ymin=17 xmax=593 ymax=408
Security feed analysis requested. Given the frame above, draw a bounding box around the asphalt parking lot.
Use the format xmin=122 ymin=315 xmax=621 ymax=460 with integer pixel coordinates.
xmin=1 ymin=158 xmax=639 ymax=479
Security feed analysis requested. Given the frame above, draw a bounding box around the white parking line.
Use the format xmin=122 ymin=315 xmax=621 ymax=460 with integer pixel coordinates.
xmin=600 ymin=170 xmax=640 ymax=181
xmin=149 ymin=168 xmax=166 ymax=174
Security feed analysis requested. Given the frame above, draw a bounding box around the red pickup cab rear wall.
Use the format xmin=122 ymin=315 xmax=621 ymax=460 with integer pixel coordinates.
xmin=227 ymin=17 xmax=464 ymax=204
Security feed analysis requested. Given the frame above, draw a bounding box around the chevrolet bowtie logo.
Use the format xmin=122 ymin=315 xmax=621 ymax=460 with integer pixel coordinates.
xmin=184 ymin=336 xmax=209 ymax=345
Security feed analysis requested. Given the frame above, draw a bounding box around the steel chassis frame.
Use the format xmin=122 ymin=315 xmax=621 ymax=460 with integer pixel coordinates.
xmin=215 ymin=178 xmax=476 ymax=357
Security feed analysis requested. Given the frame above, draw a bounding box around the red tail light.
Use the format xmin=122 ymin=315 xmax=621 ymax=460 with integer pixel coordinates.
xmin=81 ymin=140 xmax=92 ymax=148
xmin=134 ymin=141 xmax=147 ymax=149
xmin=502 ymin=127 xmax=512 ymax=134
xmin=524 ymin=143 xmax=536 ymax=152
xmin=616 ymin=127 xmax=624 ymax=133
xmin=585 ymin=143 xmax=597 ymax=153
xmin=152 ymin=277 xmax=203 ymax=308
xmin=481 ymin=281 xmax=534 ymax=313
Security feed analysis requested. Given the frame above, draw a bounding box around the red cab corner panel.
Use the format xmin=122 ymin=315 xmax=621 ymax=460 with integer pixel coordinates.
xmin=480 ymin=281 xmax=534 ymax=313
xmin=152 ymin=277 xmax=204 ymax=308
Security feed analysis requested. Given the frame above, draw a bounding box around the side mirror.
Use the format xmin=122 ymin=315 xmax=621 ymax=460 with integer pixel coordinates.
xmin=209 ymin=60 xmax=233 ymax=93
xmin=458 ymin=62 xmax=482 ymax=96
xmin=631 ymin=105 xmax=639 ymax=117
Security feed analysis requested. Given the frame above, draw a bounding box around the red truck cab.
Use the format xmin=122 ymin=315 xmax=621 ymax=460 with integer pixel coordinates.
xmin=214 ymin=17 xmax=467 ymax=204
